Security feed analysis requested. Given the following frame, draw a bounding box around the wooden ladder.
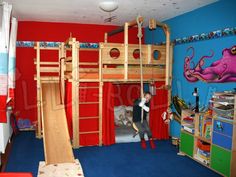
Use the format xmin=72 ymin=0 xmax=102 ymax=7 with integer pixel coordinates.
xmin=71 ymin=39 xmax=102 ymax=148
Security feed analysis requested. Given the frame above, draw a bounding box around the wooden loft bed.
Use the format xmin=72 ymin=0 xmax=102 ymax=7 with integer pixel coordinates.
xmin=34 ymin=17 xmax=173 ymax=148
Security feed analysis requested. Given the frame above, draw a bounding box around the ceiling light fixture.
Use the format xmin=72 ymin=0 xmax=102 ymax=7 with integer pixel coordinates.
xmin=99 ymin=1 xmax=118 ymax=12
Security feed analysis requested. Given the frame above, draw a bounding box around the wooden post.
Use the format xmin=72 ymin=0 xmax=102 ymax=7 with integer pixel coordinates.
xmin=164 ymin=25 xmax=171 ymax=107
xmin=104 ymin=33 xmax=108 ymax=43
xmin=124 ymin=22 xmax=128 ymax=80
xmin=72 ymin=38 xmax=80 ymax=148
xmin=168 ymin=43 xmax=173 ymax=107
xmin=36 ymin=42 xmax=42 ymax=138
xmin=59 ymin=43 xmax=65 ymax=104
xmin=99 ymin=44 xmax=103 ymax=146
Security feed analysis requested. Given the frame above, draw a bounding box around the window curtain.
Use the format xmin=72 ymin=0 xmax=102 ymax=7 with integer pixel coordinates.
xmin=102 ymin=82 xmax=115 ymax=145
xmin=149 ymin=81 xmax=169 ymax=139
xmin=0 ymin=2 xmax=12 ymax=122
xmin=8 ymin=17 xmax=18 ymax=104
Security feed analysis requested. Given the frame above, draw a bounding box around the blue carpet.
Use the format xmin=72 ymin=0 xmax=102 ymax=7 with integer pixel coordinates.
xmin=6 ymin=132 xmax=221 ymax=177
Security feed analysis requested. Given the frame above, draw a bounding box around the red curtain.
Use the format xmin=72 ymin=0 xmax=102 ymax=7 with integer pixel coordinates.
xmin=149 ymin=81 xmax=169 ymax=139
xmin=65 ymin=81 xmax=73 ymax=139
xmin=114 ymin=84 xmax=140 ymax=106
xmin=102 ymin=82 xmax=115 ymax=145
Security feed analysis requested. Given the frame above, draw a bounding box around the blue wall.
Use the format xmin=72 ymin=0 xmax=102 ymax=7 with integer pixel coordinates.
xmin=145 ymin=0 xmax=236 ymax=137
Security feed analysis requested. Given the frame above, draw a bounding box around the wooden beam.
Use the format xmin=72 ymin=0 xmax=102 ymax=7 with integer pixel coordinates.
xmin=33 ymin=60 xmax=59 ymax=65
xmin=33 ymin=46 xmax=59 ymax=50
xmin=36 ymin=42 xmax=42 ymax=139
xmin=107 ymin=26 xmax=124 ymax=37
xmin=59 ymin=42 xmax=65 ymax=104
xmin=124 ymin=22 xmax=128 ymax=80
xmin=128 ymin=16 xmax=144 ymax=27
xmin=104 ymin=33 xmax=108 ymax=43
xmin=99 ymin=46 xmax=103 ymax=146
xmin=40 ymin=67 xmax=59 ymax=73
xmin=106 ymin=16 xmax=143 ymax=37
xmin=72 ymin=38 xmax=80 ymax=148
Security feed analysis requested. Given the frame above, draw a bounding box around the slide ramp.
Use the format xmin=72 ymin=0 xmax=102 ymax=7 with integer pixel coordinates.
xmin=41 ymin=83 xmax=74 ymax=165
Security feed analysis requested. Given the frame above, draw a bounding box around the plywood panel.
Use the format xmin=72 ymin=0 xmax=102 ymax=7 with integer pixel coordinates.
xmin=41 ymin=83 xmax=74 ymax=165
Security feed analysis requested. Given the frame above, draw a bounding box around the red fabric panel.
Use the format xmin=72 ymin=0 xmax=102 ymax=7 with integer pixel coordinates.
xmin=65 ymin=81 xmax=73 ymax=139
xmin=0 ymin=173 xmax=33 ymax=177
xmin=0 ymin=95 xmax=7 ymax=122
xmin=102 ymin=82 xmax=115 ymax=145
xmin=80 ymin=134 xmax=99 ymax=146
xmin=114 ymin=84 xmax=140 ymax=106
xmin=149 ymin=81 xmax=169 ymax=139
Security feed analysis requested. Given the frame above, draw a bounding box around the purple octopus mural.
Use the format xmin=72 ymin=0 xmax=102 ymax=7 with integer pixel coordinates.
xmin=184 ymin=45 xmax=236 ymax=83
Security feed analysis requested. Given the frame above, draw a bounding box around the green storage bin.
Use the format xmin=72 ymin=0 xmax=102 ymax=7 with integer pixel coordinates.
xmin=211 ymin=145 xmax=231 ymax=177
xmin=180 ymin=131 xmax=194 ymax=157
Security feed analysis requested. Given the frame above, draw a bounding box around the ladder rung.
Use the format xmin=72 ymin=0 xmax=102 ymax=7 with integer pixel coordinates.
xmin=79 ymin=62 xmax=98 ymax=65
xmin=79 ymin=131 xmax=99 ymax=135
xmin=79 ymin=116 xmax=99 ymax=120
xmin=79 ymin=102 xmax=99 ymax=104
xmin=80 ymin=68 xmax=98 ymax=73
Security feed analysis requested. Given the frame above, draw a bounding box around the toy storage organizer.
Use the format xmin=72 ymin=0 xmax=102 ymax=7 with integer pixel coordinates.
xmin=180 ymin=92 xmax=236 ymax=177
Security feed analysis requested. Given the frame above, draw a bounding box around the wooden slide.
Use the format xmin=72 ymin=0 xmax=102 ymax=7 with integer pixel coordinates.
xmin=41 ymin=83 xmax=74 ymax=165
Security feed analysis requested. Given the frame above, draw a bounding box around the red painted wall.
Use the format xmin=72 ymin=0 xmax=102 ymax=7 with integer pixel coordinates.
xmin=15 ymin=21 xmax=143 ymax=122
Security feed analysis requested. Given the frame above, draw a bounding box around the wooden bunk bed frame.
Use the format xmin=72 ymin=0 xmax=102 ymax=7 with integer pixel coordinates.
xmin=34 ymin=17 xmax=173 ymax=149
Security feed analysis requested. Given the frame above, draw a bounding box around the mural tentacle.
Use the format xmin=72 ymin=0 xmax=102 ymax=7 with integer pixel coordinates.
xmin=184 ymin=45 xmax=236 ymax=83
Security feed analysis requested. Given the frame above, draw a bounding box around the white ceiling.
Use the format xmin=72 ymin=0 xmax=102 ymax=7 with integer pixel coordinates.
xmin=4 ymin=0 xmax=218 ymax=26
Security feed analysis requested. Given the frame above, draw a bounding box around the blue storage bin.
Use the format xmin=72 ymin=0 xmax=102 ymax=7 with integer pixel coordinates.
xmin=213 ymin=120 xmax=233 ymax=137
xmin=212 ymin=131 xmax=232 ymax=150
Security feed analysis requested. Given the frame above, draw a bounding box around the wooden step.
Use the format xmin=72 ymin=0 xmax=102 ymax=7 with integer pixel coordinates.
xmin=79 ymin=116 xmax=99 ymax=120
xmin=79 ymin=131 xmax=99 ymax=135
xmin=79 ymin=102 xmax=99 ymax=104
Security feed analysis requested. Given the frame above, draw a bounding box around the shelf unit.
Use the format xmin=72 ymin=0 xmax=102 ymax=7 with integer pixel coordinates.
xmin=210 ymin=92 xmax=236 ymax=177
xmin=180 ymin=109 xmax=212 ymax=166
xmin=180 ymin=92 xmax=236 ymax=177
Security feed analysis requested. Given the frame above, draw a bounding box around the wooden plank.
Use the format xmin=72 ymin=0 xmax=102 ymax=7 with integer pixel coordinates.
xmin=41 ymin=83 xmax=74 ymax=164
xmin=34 ymin=76 xmax=59 ymax=82
xmin=67 ymin=78 xmax=165 ymax=82
xmin=102 ymin=78 xmax=165 ymax=82
xmin=33 ymin=60 xmax=59 ymax=65
xmin=65 ymin=64 xmax=99 ymax=72
xmin=33 ymin=46 xmax=59 ymax=50
xmin=100 ymin=43 xmax=125 ymax=64
xmin=39 ymin=67 xmax=59 ymax=73
xmin=79 ymin=62 xmax=98 ymax=65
